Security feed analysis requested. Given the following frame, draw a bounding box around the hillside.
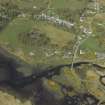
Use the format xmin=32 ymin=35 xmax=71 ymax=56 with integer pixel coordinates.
xmin=0 ymin=0 xmax=105 ymax=105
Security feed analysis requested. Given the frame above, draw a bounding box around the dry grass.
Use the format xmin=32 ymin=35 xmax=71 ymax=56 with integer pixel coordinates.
xmin=0 ymin=87 xmax=32 ymax=105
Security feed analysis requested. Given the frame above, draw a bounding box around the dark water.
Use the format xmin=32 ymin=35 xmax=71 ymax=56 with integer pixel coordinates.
xmin=0 ymin=47 xmax=104 ymax=105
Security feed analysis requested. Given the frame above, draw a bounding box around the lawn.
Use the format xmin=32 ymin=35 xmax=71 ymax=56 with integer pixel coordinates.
xmin=80 ymin=37 xmax=105 ymax=52
xmin=0 ymin=17 xmax=34 ymax=48
xmin=50 ymin=0 xmax=88 ymax=11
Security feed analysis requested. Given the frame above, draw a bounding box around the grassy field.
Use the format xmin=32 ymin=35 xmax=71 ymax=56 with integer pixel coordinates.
xmin=92 ymin=13 xmax=105 ymax=36
xmin=80 ymin=37 xmax=103 ymax=52
xmin=50 ymin=0 xmax=88 ymax=10
xmin=0 ymin=17 xmax=34 ymax=46
xmin=34 ymin=21 xmax=75 ymax=47
xmin=0 ymin=16 xmax=75 ymax=65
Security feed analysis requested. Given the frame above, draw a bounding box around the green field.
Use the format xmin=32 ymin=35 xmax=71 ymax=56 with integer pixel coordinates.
xmin=50 ymin=0 xmax=88 ymax=10
xmin=0 ymin=17 xmax=34 ymax=46
xmin=0 ymin=16 xmax=75 ymax=65
xmin=0 ymin=0 xmax=105 ymax=63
